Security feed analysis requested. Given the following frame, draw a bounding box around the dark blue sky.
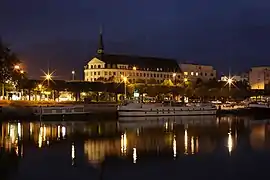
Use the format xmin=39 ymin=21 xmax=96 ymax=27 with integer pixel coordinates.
xmin=1 ymin=0 xmax=270 ymax=79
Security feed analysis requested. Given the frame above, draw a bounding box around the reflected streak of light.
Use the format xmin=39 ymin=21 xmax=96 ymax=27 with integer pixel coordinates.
xmin=121 ymin=132 xmax=127 ymax=155
xmin=136 ymin=128 xmax=140 ymax=136
xmin=184 ymin=129 xmax=188 ymax=155
xmin=8 ymin=123 xmax=10 ymax=135
xmin=18 ymin=123 xmax=21 ymax=139
xmin=228 ymin=131 xmax=233 ymax=155
xmin=62 ymin=126 xmax=66 ymax=138
xmin=72 ymin=143 xmax=75 ymax=165
xmin=196 ymin=137 xmax=199 ymax=153
xmin=191 ymin=136 xmax=194 ymax=154
xmin=133 ymin=147 xmax=137 ymax=164
xmin=10 ymin=125 xmax=15 ymax=143
xmin=38 ymin=127 xmax=43 ymax=148
xmin=15 ymin=146 xmax=19 ymax=156
xmin=173 ymin=135 xmax=176 ymax=158
xmin=165 ymin=122 xmax=168 ymax=131
xmin=30 ymin=122 xmax=33 ymax=135
xmin=43 ymin=126 xmax=46 ymax=141
xmin=57 ymin=126 xmax=60 ymax=139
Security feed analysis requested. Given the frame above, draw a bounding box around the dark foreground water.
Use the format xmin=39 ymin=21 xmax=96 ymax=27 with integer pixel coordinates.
xmin=1 ymin=116 xmax=270 ymax=180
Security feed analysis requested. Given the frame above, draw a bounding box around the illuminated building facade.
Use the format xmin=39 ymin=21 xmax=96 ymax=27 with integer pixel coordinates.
xmin=180 ymin=63 xmax=216 ymax=82
xmin=84 ymin=30 xmax=181 ymax=84
xmin=249 ymin=67 xmax=270 ymax=90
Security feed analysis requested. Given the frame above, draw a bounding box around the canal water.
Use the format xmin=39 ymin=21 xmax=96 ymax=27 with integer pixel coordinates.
xmin=1 ymin=116 xmax=270 ymax=180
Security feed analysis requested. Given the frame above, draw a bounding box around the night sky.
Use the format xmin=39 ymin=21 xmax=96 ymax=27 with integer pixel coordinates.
xmin=1 ymin=0 xmax=270 ymax=79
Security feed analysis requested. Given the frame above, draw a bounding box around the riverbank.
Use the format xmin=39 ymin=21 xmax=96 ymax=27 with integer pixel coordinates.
xmin=0 ymin=100 xmax=269 ymax=121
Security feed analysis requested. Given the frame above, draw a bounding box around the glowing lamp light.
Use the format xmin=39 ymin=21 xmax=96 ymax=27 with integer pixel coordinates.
xmin=227 ymin=78 xmax=233 ymax=84
xmin=133 ymin=66 xmax=137 ymax=71
xmin=20 ymin=70 xmax=24 ymax=74
xmin=184 ymin=78 xmax=188 ymax=82
xmin=45 ymin=74 xmax=51 ymax=80
xmin=123 ymin=76 xmax=127 ymax=82
xmin=14 ymin=65 xmax=20 ymax=70
xmin=72 ymin=70 xmax=75 ymax=75
xmin=173 ymin=73 xmax=176 ymax=77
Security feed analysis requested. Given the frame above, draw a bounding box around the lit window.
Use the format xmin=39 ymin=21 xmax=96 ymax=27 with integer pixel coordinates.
xmin=191 ymin=72 xmax=194 ymax=76
xmin=195 ymin=72 xmax=199 ymax=76
xmin=184 ymin=72 xmax=188 ymax=75
xmin=157 ymin=68 xmax=159 ymax=71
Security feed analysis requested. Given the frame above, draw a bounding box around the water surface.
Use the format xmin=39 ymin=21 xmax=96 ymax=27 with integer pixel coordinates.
xmin=1 ymin=116 xmax=270 ymax=180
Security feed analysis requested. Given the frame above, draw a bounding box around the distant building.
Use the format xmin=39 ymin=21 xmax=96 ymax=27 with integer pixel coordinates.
xmin=179 ymin=63 xmax=216 ymax=82
xmin=84 ymin=30 xmax=181 ymax=84
xmin=249 ymin=67 xmax=270 ymax=90
xmin=220 ymin=72 xmax=248 ymax=82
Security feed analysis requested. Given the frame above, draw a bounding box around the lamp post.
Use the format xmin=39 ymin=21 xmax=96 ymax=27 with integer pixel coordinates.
xmin=72 ymin=70 xmax=75 ymax=80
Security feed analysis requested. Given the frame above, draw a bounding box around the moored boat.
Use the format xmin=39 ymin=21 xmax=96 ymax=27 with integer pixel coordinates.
xmin=117 ymin=101 xmax=217 ymax=117
xmin=32 ymin=105 xmax=90 ymax=120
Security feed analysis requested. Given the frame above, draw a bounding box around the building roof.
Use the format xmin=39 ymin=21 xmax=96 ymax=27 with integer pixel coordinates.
xmin=99 ymin=54 xmax=181 ymax=72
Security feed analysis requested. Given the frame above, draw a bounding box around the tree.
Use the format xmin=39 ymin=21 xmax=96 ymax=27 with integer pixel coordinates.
xmin=161 ymin=79 xmax=174 ymax=86
xmin=0 ymin=39 xmax=24 ymax=96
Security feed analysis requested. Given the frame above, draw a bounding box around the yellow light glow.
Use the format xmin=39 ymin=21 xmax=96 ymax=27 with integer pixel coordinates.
xmin=133 ymin=147 xmax=137 ymax=163
xmin=41 ymin=69 xmax=55 ymax=83
xmin=184 ymin=129 xmax=188 ymax=155
xmin=20 ymin=70 xmax=24 ymax=74
xmin=173 ymin=135 xmax=176 ymax=158
xmin=164 ymin=121 xmax=168 ymax=131
xmin=228 ymin=78 xmax=233 ymax=84
xmin=62 ymin=126 xmax=66 ymax=138
xmin=196 ymin=137 xmax=199 ymax=153
xmin=38 ymin=84 xmax=42 ymax=89
xmin=46 ymin=74 xmax=51 ymax=80
xmin=14 ymin=65 xmax=20 ymax=70
xmin=38 ymin=127 xmax=43 ymax=148
xmin=30 ymin=122 xmax=33 ymax=135
xmin=191 ymin=136 xmax=194 ymax=154
xmin=121 ymin=132 xmax=127 ymax=156
xmin=72 ymin=70 xmax=75 ymax=74
xmin=228 ymin=131 xmax=233 ymax=154
xmin=123 ymin=77 xmax=127 ymax=82
xmin=133 ymin=66 xmax=136 ymax=71
xmin=17 ymin=123 xmax=21 ymax=139
xmin=184 ymin=78 xmax=188 ymax=82
xmin=57 ymin=126 xmax=60 ymax=139
xmin=173 ymin=73 xmax=176 ymax=77
xmin=72 ymin=143 xmax=75 ymax=165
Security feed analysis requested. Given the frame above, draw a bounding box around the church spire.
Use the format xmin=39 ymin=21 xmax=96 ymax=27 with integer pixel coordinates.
xmin=97 ymin=25 xmax=104 ymax=55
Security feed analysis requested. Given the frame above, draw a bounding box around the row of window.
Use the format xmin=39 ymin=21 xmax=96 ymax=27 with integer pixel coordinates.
xmin=85 ymin=71 xmax=180 ymax=79
xmin=184 ymin=71 xmax=214 ymax=77
xmin=87 ymin=64 xmax=173 ymax=72
xmin=85 ymin=78 xmax=165 ymax=83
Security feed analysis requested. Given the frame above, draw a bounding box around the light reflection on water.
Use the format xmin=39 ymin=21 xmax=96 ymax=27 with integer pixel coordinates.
xmin=1 ymin=116 xmax=270 ymax=172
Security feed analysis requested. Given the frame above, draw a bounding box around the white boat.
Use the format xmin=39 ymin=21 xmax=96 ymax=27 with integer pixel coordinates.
xmin=33 ymin=105 xmax=89 ymax=116
xmin=248 ymin=102 xmax=270 ymax=109
xmin=117 ymin=101 xmax=217 ymax=117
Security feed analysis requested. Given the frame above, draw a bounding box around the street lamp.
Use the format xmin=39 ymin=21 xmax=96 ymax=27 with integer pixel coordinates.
xmin=72 ymin=70 xmax=75 ymax=80
xmin=20 ymin=70 xmax=24 ymax=74
xmin=14 ymin=65 xmax=20 ymax=70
